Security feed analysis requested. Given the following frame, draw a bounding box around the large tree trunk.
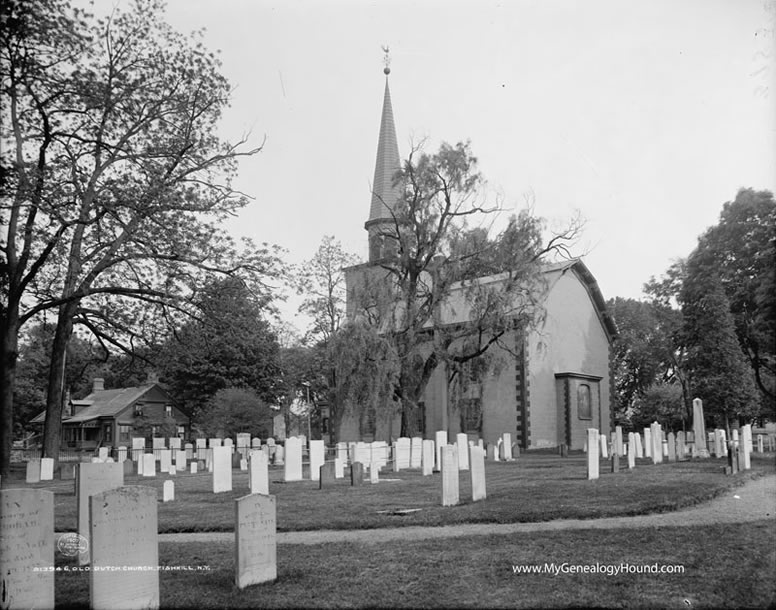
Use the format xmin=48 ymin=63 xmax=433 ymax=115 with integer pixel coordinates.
xmin=0 ymin=303 xmax=21 ymax=478
xmin=42 ymin=301 xmax=78 ymax=462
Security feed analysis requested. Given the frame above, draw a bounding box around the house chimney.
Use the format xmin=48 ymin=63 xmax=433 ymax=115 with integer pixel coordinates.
xmin=92 ymin=378 xmax=104 ymax=392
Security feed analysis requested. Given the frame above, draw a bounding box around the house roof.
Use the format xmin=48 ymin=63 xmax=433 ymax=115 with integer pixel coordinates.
xmin=366 ymin=77 xmax=402 ymax=227
xmin=30 ymin=383 xmax=168 ymax=424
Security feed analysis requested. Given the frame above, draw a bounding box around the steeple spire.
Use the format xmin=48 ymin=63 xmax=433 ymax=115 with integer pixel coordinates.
xmin=365 ymin=49 xmax=402 ymax=261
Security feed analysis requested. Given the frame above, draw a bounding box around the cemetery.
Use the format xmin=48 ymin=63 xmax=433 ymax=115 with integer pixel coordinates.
xmin=1 ymin=427 xmax=775 ymax=608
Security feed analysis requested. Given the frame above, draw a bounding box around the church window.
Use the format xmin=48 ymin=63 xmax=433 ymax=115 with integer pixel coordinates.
xmin=578 ymin=384 xmax=592 ymax=420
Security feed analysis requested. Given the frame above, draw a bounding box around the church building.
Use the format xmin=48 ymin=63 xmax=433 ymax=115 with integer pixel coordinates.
xmin=341 ymin=66 xmax=617 ymax=450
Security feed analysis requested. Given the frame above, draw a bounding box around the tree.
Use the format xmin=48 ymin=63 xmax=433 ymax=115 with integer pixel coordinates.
xmin=1 ymin=0 xmax=271 ymax=475
xmin=680 ymin=271 xmax=759 ymax=428
xmin=341 ymin=140 xmax=583 ymax=436
xmin=630 ymin=383 xmax=685 ymax=431
xmin=159 ymin=277 xmax=280 ymax=418
xmin=296 ymin=236 xmax=358 ymax=345
xmin=196 ymin=387 xmax=273 ymax=438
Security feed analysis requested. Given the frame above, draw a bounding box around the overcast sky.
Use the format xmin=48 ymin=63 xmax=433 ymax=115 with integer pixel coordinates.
xmin=153 ymin=0 xmax=774 ymax=331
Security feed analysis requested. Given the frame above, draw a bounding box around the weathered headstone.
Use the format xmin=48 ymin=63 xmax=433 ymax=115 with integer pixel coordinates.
xmin=39 ymin=457 xmax=54 ymax=481
xmin=410 ymin=437 xmax=423 ymax=468
xmin=284 ymin=437 xmax=303 ymax=482
xmin=309 ymin=440 xmax=325 ymax=481
xmin=123 ymin=459 xmax=134 ymax=477
xmin=757 ymin=434 xmax=764 ymax=453
xmin=741 ymin=424 xmax=752 ymax=470
xmin=89 ymin=486 xmax=159 ymax=609
xmin=627 ymin=432 xmax=636 ymax=469
xmin=77 ymin=462 xmax=124 ymax=564
xmin=456 ymin=433 xmax=470 ymax=470
xmin=487 ymin=443 xmax=499 ymax=461
xmin=587 ymin=429 xmax=599 ymax=480
xmin=152 ymin=437 xmax=166 ymax=453
xmin=643 ymin=427 xmax=652 ymax=458
xmin=168 ymin=464 xmax=176 ymax=476
xmin=142 ymin=453 xmax=156 ymax=477
xmin=692 ymin=397 xmax=709 ymax=457
xmin=434 ymin=430 xmax=448 ymax=472
xmin=61 ymin=462 xmax=77 ymax=480
xmin=209 ymin=437 xmax=222 ymax=448
xmin=441 ymin=445 xmax=459 ymax=506
xmin=650 ymin=423 xmax=662 ymax=464
xmin=274 ymin=444 xmax=284 ymax=465
xmin=677 ymin=431 xmax=687 ymax=461
xmin=634 ymin=433 xmax=644 ymax=458
xmin=395 ymin=437 xmax=411 ymax=470
xmin=0 ymin=489 xmax=55 ymax=610
xmin=249 ymin=450 xmax=269 ymax=495
xmin=422 ymin=439 xmax=435 ymax=476
xmin=184 ymin=443 xmax=194 ymax=460
xmin=615 ymin=426 xmax=624 ymax=457
xmin=501 ymin=432 xmax=514 ymax=461
xmin=611 ymin=453 xmax=620 ymax=473
xmin=714 ymin=429 xmax=725 ymax=458
xmin=319 ymin=462 xmax=335 ymax=489
xmin=470 ymin=446 xmax=486 ymax=501
xmin=212 ymin=446 xmax=232 ymax=493
xmin=599 ymin=433 xmax=608 ymax=459
xmin=168 ymin=437 xmax=181 ymax=451
xmin=175 ymin=450 xmax=187 ymax=471
xmin=26 ymin=458 xmax=41 ymax=483
xmin=667 ymin=432 xmax=676 ymax=462
xmin=159 ymin=449 xmax=172 ymax=473
xmin=336 ymin=442 xmax=349 ymax=464
xmin=370 ymin=461 xmax=380 ymax=484
xmin=334 ymin=458 xmax=344 ymax=478
xmin=350 ymin=461 xmax=364 ymax=486
xmin=190 ymin=461 xmax=198 ymax=474
xmin=131 ymin=437 xmax=145 ymax=461
xmin=163 ymin=480 xmax=174 ymax=502
xmin=235 ymin=493 xmax=277 ymax=588
xmin=98 ymin=447 xmax=109 ymax=462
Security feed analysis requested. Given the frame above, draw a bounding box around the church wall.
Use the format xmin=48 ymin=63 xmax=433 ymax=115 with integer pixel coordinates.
xmin=526 ymin=270 xmax=612 ymax=449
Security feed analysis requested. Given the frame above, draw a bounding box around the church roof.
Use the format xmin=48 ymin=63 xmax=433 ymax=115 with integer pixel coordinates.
xmin=366 ymin=77 xmax=402 ymax=227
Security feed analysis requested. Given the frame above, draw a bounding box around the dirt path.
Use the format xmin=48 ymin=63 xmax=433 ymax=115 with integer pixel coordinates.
xmin=159 ymin=474 xmax=776 ymax=546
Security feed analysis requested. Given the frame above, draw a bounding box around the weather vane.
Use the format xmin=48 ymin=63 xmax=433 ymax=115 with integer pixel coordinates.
xmin=381 ymin=45 xmax=391 ymax=75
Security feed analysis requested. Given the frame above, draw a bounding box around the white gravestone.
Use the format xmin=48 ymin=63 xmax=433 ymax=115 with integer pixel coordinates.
xmin=334 ymin=457 xmax=345 ymax=478
xmin=249 ymin=450 xmax=269 ymax=495
xmin=40 ymin=457 xmax=54 ymax=481
xmin=132 ymin=437 xmax=146 ymax=461
xmin=422 ymin=440 xmax=435 ymax=476
xmin=209 ymin=438 xmax=222 ymax=448
xmin=627 ymin=432 xmax=636 ymax=469
xmin=501 ymin=433 xmax=514 ymax=461
xmin=370 ymin=462 xmax=380 ymax=484
xmin=169 ymin=437 xmax=181 ymax=450
xmin=634 ymin=433 xmax=644 ymax=458
xmin=163 ymin=480 xmax=174 ymax=502
xmin=212 ymin=446 xmax=233 ymax=493
xmin=410 ymin=437 xmax=423 ymax=468
xmin=159 ymin=449 xmax=172 ymax=473
xmin=77 ymin=462 xmax=124 ymax=565
xmin=309 ymin=440 xmax=325 ymax=481
xmin=142 ymin=453 xmax=156 ymax=477
xmin=190 ymin=462 xmax=198 ymax=474
xmin=470 ymin=446 xmax=487 ymax=501
xmin=441 ymin=445 xmax=460 ymax=506
xmin=587 ymin=429 xmax=599 ymax=480
xmin=273 ymin=444 xmax=284 ymax=465
xmin=284 ymin=437 xmax=303 ymax=482
xmin=395 ymin=437 xmax=411 ymax=470
xmin=650 ymin=423 xmax=663 ymax=464
xmin=235 ymin=494 xmax=277 ymax=588
xmin=599 ymin=433 xmax=608 ymax=459
xmin=168 ymin=465 xmax=176 ymax=476
xmin=98 ymin=447 xmax=109 ymax=461
xmin=615 ymin=426 xmax=624 ymax=457
xmin=175 ymin=450 xmax=187 ymax=471
xmin=692 ymin=397 xmax=709 ymax=457
xmin=0 ymin=488 xmax=55 ymax=610
xmin=434 ymin=430 xmax=448 ymax=472
xmin=741 ymin=424 xmax=752 ymax=470
xmin=456 ymin=433 xmax=470 ymax=470
xmin=89 ymin=486 xmax=159 ymax=610
xmin=152 ymin=437 xmax=166 ymax=452
xmin=184 ymin=443 xmax=194 ymax=460
xmin=336 ymin=442 xmax=349 ymax=464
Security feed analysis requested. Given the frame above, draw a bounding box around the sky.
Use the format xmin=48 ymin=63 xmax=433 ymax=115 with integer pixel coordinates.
xmin=128 ymin=1 xmax=776 ymax=332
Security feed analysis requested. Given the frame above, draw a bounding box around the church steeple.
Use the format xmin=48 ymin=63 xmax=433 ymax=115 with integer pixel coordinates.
xmin=365 ymin=49 xmax=402 ymax=262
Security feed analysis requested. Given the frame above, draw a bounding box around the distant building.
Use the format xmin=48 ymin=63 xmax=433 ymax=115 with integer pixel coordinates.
xmin=30 ymin=377 xmax=190 ymax=450
xmin=339 ymin=68 xmax=617 ymax=449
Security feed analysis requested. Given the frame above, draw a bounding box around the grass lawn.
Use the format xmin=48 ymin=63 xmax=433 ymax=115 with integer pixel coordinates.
xmin=52 ymin=520 xmax=776 ymax=608
xmin=6 ymin=452 xmax=773 ymax=532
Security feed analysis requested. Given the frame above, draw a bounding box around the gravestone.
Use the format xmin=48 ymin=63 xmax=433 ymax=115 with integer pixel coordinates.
xmin=456 ymin=433 xmax=470 ymax=470
xmin=163 ymin=480 xmax=174 ymax=502
xmin=587 ymin=429 xmax=599 ymax=480
xmin=240 ymin=458 xmax=248 ymax=471
xmin=559 ymin=443 xmax=569 ymax=458
xmin=89 ymin=486 xmax=158 ymax=609
xmin=487 ymin=443 xmax=499 ymax=461
xmin=371 ymin=441 xmax=389 ymax=470
xmin=274 ymin=444 xmax=284 ymax=465
xmin=615 ymin=426 xmax=624 ymax=457
xmin=232 ymin=452 xmax=243 ymax=469
xmin=395 ymin=437 xmax=411 ymax=470
xmin=309 ymin=440 xmax=325 ymax=481
xmin=692 ymin=397 xmax=709 ymax=457
xmin=0 ymin=488 xmax=55 ymax=610
xmin=599 ymin=433 xmax=608 ymax=459
xmin=350 ymin=461 xmax=364 ymax=486
xmin=40 ymin=457 xmax=54 ymax=481
xmin=650 ymin=423 xmax=662 ymax=464
xmin=410 ymin=437 xmax=423 ymax=468
xmin=159 ymin=449 xmax=172 ymax=473
xmin=336 ymin=442 xmax=349 ymax=464
xmin=26 ymin=458 xmax=41 ymax=483
xmin=212 ymin=446 xmax=233 ymax=493
xmin=190 ymin=462 xmax=198 ymax=474
xmin=61 ymin=462 xmax=77 ymax=480
xmin=132 ymin=437 xmax=146 ymax=461
xmin=98 ymin=447 xmax=109 ymax=461
xmin=667 ymin=432 xmax=677 ymax=462
xmin=370 ymin=462 xmax=380 ymax=484
xmin=184 ymin=443 xmax=194 ymax=460
xmin=249 ymin=450 xmax=269 ymax=495
xmin=77 ymin=461 xmax=124 ymax=564
xmin=252 ymin=438 xmax=262 ymax=448
xmin=741 ymin=424 xmax=752 ymax=470
xmin=470 ymin=446 xmax=487 ymax=501
xmin=434 ymin=430 xmax=448 ymax=472
xmin=611 ymin=453 xmax=620 ymax=473
xmin=643 ymin=428 xmax=651 ymax=458
xmin=209 ymin=438 xmax=222 ymax=448
xmin=168 ymin=465 xmax=176 ymax=476
xmin=708 ymin=432 xmax=716 ymax=456
xmin=441 ymin=445 xmax=459 ymax=506
xmin=235 ymin=494 xmax=277 ymax=588
xmin=757 ymin=435 xmax=764 ymax=453
xmin=175 ymin=450 xmax=187 ymax=471
xmin=142 ymin=453 xmax=156 ymax=477
xmin=334 ymin=458 xmax=344 ymax=478
xmin=236 ymin=433 xmax=251 ymax=449
xmin=122 ymin=459 xmax=134 ymax=477
xmin=501 ymin=433 xmax=514 ymax=461
xmin=224 ymin=438 xmax=234 ymax=452
xmin=677 ymin=431 xmax=687 ymax=461
xmin=627 ymin=432 xmax=636 ymax=469
xmin=319 ymin=462 xmax=335 ymax=489
xmin=714 ymin=429 xmax=725 ymax=458
xmin=169 ymin=437 xmax=181 ymax=451
xmin=422 ymin=439 xmax=435 ymax=476
xmin=284 ymin=437 xmax=303 ymax=482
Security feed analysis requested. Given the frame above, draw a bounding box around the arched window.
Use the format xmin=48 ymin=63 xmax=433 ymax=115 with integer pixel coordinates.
xmin=578 ymin=384 xmax=592 ymax=420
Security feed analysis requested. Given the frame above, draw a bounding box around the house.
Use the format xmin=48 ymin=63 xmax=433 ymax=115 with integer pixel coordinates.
xmin=30 ymin=377 xmax=190 ymax=450
xmin=339 ymin=67 xmax=617 ymax=450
